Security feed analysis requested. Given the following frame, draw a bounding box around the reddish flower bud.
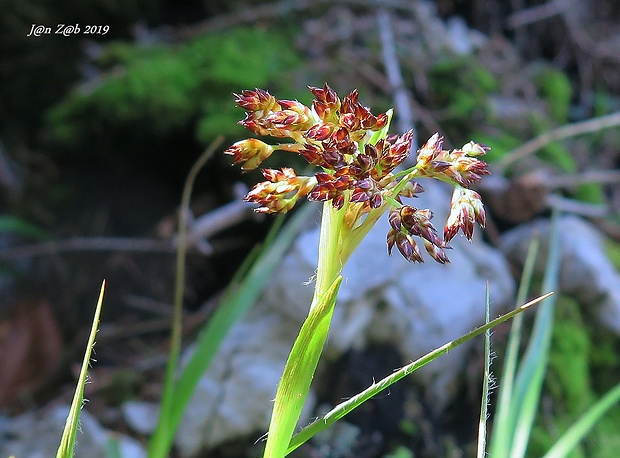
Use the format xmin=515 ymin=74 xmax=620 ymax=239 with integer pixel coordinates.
xmin=224 ymin=138 xmax=274 ymax=171
xmin=309 ymin=84 xmax=341 ymax=122
xmin=234 ymin=88 xmax=280 ymax=112
xmin=245 ymin=168 xmax=315 ymax=213
xmin=375 ymin=112 xmax=389 ymax=129
xmin=444 ymin=188 xmax=486 ymax=243
xmin=416 ymin=133 xmax=444 ymax=167
xmin=298 ymin=144 xmax=344 ymax=169
xmin=387 ymin=229 xmax=424 ymax=263
xmin=373 ymin=130 xmax=413 ymax=178
xmin=388 ymin=208 xmax=402 ymax=230
xmin=399 ymin=206 xmax=443 ymax=247
xmin=340 ymin=112 xmax=361 ymax=131
xmin=415 ymin=134 xmax=490 ymax=187
xmin=305 ymin=123 xmax=333 ymax=141
xmin=265 ymin=100 xmax=314 ymax=132
xmin=397 ymin=181 xmax=424 ymax=198
xmin=422 ymin=239 xmax=450 ymax=264
xmin=451 ymin=155 xmax=490 ymax=187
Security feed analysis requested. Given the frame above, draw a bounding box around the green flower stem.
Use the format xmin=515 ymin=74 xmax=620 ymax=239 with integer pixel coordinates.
xmin=311 ymin=202 xmax=347 ymax=312
xmin=263 ymin=199 xmax=374 ymax=458
xmin=340 ymin=204 xmax=388 ymax=261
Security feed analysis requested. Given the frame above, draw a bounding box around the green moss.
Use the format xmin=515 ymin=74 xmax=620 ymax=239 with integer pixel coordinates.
xmin=534 ymin=68 xmax=572 ymax=124
xmin=429 ymin=56 xmax=498 ymax=120
xmin=575 ymin=182 xmax=606 ymax=204
xmin=46 ymin=27 xmax=303 ymax=160
xmin=527 ymin=296 xmax=620 ymax=457
xmin=547 ymin=297 xmax=592 ymax=414
xmin=524 ymin=111 xmax=576 ymax=172
xmin=604 ymin=239 xmax=620 ymax=273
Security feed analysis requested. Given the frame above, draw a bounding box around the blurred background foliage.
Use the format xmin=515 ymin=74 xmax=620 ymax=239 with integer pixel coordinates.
xmin=46 ymin=27 xmax=303 ymax=160
xmin=1 ymin=0 xmax=620 ymax=455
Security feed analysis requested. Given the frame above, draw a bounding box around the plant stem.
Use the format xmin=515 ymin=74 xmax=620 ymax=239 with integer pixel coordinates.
xmin=264 ymin=199 xmax=373 ymax=458
xmin=148 ymin=138 xmax=222 ymax=458
xmin=311 ymin=202 xmax=346 ymax=311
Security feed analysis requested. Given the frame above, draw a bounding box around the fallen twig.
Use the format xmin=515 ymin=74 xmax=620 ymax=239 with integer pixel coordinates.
xmin=179 ymin=0 xmax=416 ymax=38
xmin=0 ymin=199 xmax=256 ymax=260
xmin=506 ymin=0 xmax=576 ymax=29
xmin=0 ymin=237 xmax=176 ymax=260
xmin=376 ymin=9 xmax=415 ymax=138
xmin=183 ymin=186 xmax=256 ymax=250
xmin=496 ymin=111 xmax=620 ymax=171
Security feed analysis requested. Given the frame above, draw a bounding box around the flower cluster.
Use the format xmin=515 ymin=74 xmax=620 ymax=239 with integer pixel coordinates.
xmin=225 ymin=84 xmax=489 ymax=263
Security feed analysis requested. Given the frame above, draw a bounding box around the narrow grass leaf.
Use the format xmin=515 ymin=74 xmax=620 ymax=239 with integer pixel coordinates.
xmin=263 ymin=276 xmax=343 ymax=458
xmin=148 ymin=205 xmax=313 ymax=456
xmin=167 ymin=203 xmax=315 ymax=445
xmin=0 ymin=215 xmax=48 ymax=240
xmin=287 ymin=292 xmax=553 ymax=455
xmin=56 ymin=280 xmax=106 ymax=458
xmin=476 ymin=283 xmax=492 ymax=458
xmin=490 ymin=236 xmax=540 ymax=457
xmin=542 ymin=382 xmax=620 ymax=458
xmin=510 ymin=211 xmax=561 ymax=458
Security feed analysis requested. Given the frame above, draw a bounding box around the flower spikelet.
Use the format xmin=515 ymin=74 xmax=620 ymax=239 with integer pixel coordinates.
xmin=415 ymin=134 xmax=490 ymax=187
xmin=244 ymin=168 xmax=315 ymax=214
xmin=235 ymin=89 xmax=313 ymax=139
xmin=387 ymin=206 xmax=449 ymax=263
xmin=224 ymin=138 xmax=275 ymax=171
xmin=308 ymin=84 xmax=341 ymax=124
xmin=444 ymin=187 xmax=486 ymax=243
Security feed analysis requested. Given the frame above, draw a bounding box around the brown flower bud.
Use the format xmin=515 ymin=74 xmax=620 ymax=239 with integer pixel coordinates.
xmin=387 ymin=229 xmax=424 ymax=263
xmin=422 ymin=239 xmax=450 ymax=264
xmin=245 ymin=168 xmax=315 ymax=213
xmin=224 ymin=138 xmax=274 ymax=171
xmin=444 ymin=188 xmax=486 ymax=243
xmin=399 ymin=206 xmax=443 ymax=247
xmin=234 ymin=88 xmax=280 ymax=112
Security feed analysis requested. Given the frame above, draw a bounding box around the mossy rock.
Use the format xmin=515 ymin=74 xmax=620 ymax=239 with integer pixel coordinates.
xmin=46 ymin=26 xmax=303 ymax=171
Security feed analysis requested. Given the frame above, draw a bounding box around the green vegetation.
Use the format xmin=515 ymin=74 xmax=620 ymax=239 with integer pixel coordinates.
xmin=429 ymin=56 xmax=498 ymax=122
xmin=46 ymin=27 xmax=303 ymax=160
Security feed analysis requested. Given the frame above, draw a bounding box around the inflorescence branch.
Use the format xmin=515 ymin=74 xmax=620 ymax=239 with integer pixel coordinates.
xmin=225 ymin=84 xmax=489 ymax=263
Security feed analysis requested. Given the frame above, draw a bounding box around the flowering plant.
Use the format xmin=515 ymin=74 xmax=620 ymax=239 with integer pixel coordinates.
xmin=225 ymin=84 xmax=489 ymax=457
xmin=227 ymin=84 xmax=488 ymax=263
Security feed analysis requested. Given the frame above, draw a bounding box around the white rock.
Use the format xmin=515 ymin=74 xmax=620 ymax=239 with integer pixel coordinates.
xmin=175 ymin=314 xmax=316 ymax=457
xmin=0 ymin=405 xmax=145 ymax=458
xmin=122 ymin=401 xmax=160 ymax=435
xmin=501 ymin=215 xmax=620 ymax=333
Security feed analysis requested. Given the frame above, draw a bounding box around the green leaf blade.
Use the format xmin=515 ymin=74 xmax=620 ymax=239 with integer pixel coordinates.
xmin=56 ymin=281 xmax=106 ymax=458
xmin=542 ymin=382 xmax=620 ymax=458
